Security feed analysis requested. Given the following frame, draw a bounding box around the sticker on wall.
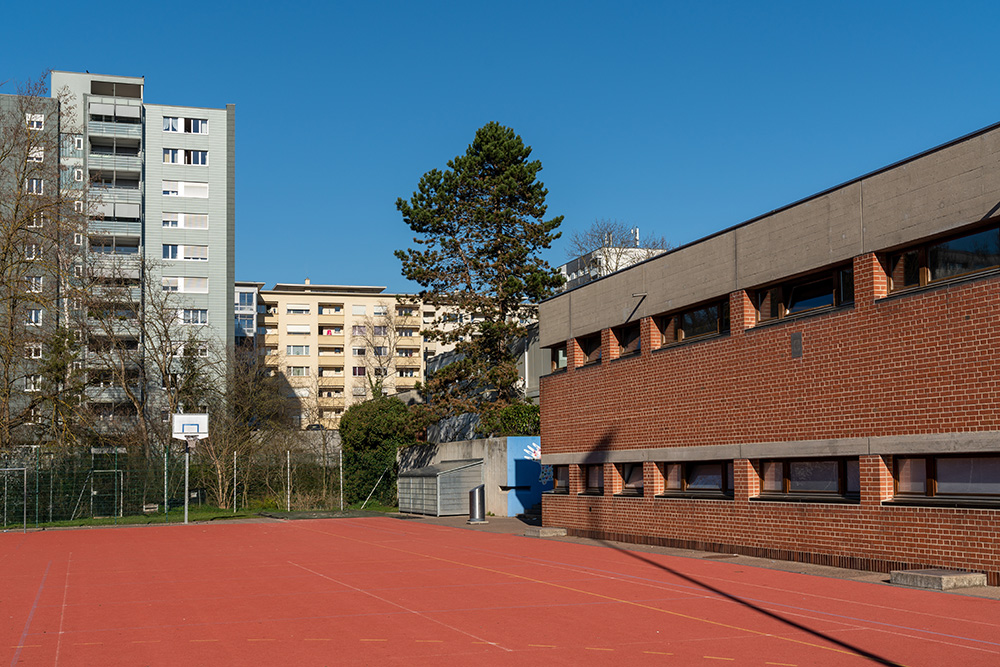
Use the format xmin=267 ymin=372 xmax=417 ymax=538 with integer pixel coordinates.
xmin=523 ymin=442 xmax=552 ymax=484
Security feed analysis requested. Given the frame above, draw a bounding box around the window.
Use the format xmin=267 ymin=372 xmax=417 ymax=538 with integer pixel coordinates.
xmin=26 ymin=114 xmax=43 ymax=130
xmin=162 ymin=180 xmax=179 ymax=196
xmin=889 ymin=225 xmax=1000 ymax=291
xmin=163 ymin=244 xmax=178 ymax=259
xmin=28 ymin=213 xmax=44 ymax=228
xmin=373 ymin=305 xmax=388 ymax=317
xmin=352 ymin=305 xmax=366 ymax=316
xmin=288 ymin=366 xmax=310 ymax=377
xmin=28 ymin=147 xmax=43 ymax=163
xmin=894 ymin=455 xmax=1000 ymax=499
xmin=550 ymin=343 xmax=567 ymax=372
xmin=163 ymin=148 xmax=180 ymax=164
xmin=73 ymin=168 xmax=84 ymax=182
xmin=163 ymin=181 xmax=208 ymax=198
xmin=27 ymin=178 xmax=43 ymax=195
xmin=25 ymin=244 xmax=41 ymax=260
xmin=186 ymin=118 xmax=208 ymax=134
xmin=552 ymin=466 xmax=569 ymax=494
xmin=163 ymin=213 xmax=179 ymax=227
xmin=582 ymin=465 xmax=604 ymax=495
xmin=287 ymin=345 xmax=309 ymax=356
xmin=163 ymin=117 xmax=180 ymax=132
xmin=25 ymin=276 xmax=43 ymax=293
xmin=73 ymin=233 xmax=83 ymax=246
xmin=352 ymin=325 xmax=366 ymax=336
xmin=614 ymin=322 xmax=641 ymax=356
xmin=184 ymin=214 xmax=208 ymax=229
xmin=183 ymin=245 xmax=208 ymax=261
xmin=181 ymin=309 xmax=208 ymax=325
xmin=321 ymin=304 xmax=342 ymax=314
xmin=185 ymin=150 xmax=208 ymax=165
xmin=74 ymin=201 xmax=84 ymax=213
xmin=24 ymin=375 xmax=42 ymax=392
xmin=74 ymin=137 xmax=83 ymax=150
xmin=238 ymin=292 xmax=254 ymax=307
xmin=398 ymin=328 xmax=415 ymax=337
xmin=759 ymin=458 xmax=859 ymax=499
xmin=660 ymin=461 xmax=734 ymax=496
xmin=352 ymin=366 xmax=366 ymax=377
xmin=397 ymin=306 xmax=414 ymax=316
xmin=286 ymin=324 xmax=310 ymax=335
xmin=399 ymin=368 xmax=417 ymax=377
xmin=662 ymin=300 xmax=731 ymax=343
xmin=162 ymin=277 xmax=179 ymax=292
xmin=353 ymin=347 xmax=366 ymax=356
xmin=25 ymin=344 xmax=42 ymax=359
xmin=371 ymin=326 xmax=387 ymax=336
xmin=617 ymin=463 xmax=644 ymax=496
xmin=756 ymin=266 xmax=854 ymax=323
xmin=27 ymin=309 xmax=43 ymax=326
xmin=286 ymin=304 xmax=310 ymax=315
xmin=577 ymin=333 xmax=601 ymax=365
xmin=397 ymin=348 xmax=416 ymax=357
xmin=373 ymin=346 xmax=388 ymax=357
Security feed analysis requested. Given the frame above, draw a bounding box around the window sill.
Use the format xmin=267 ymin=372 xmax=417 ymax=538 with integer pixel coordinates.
xmin=545 ymin=489 xmax=569 ymax=495
xmin=654 ymin=331 xmax=729 ymax=353
xmin=578 ymin=490 xmax=604 ymax=497
xmin=749 ymin=303 xmax=854 ymax=331
xmin=656 ymin=492 xmax=733 ymax=501
xmin=611 ymin=351 xmax=641 ymax=363
xmin=613 ymin=492 xmax=644 ymax=498
xmin=752 ymin=494 xmax=859 ymax=505
xmin=541 ymin=367 xmax=568 ymax=379
xmin=882 ymin=497 xmax=1000 ymax=510
xmin=880 ymin=267 xmax=1000 ymax=303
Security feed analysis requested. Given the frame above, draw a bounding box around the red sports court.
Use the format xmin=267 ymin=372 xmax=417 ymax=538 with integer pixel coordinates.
xmin=3 ymin=517 xmax=998 ymax=665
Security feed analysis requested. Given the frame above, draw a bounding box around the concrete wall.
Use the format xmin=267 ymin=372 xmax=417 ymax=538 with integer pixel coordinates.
xmin=540 ymin=122 xmax=1000 ymax=347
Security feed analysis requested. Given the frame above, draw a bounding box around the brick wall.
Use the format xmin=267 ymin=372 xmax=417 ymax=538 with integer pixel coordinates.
xmin=540 ymin=252 xmax=1000 ymax=583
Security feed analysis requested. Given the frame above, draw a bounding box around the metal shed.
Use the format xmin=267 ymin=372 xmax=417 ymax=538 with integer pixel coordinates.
xmin=397 ymin=459 xmax=483 ymax=516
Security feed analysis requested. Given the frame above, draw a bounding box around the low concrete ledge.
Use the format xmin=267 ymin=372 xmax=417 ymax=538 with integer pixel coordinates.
xmin=524 ymin=526 xmax=567 ymax=538
xmin=890 ymin=568 xmax=987 ymax=590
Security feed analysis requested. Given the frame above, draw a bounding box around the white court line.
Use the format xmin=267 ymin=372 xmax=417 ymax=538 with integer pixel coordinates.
xmin=287 ymin=560 xmax=512 ymax=652
xmin=54 ymin=552 xmax=72 ymax=666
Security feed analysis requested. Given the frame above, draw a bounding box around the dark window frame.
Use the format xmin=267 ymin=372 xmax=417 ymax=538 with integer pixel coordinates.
xmin=757 ymin=457 xmax=860 ymax=500
xmin=551 ymin=465 xmax=570 ymax=494
xmin=755 ymin=265 xmax=854 ymax=324
xmin=887 ymin=224 xmax=1000 ymax=293
xmin=615 ymin=462 xmax=645 ymax=496
xmin=613 ymin=322 xmax=641 ymax=357
xmin=577 ymin=333 xmax=602 ymax=366
xmin=893 ymin=454 xmax=1000 ymax=500
xmin=657 ymin=460 xmax=734 ymax=498
xmin=580 ymin=464 xmax=604 ymax=495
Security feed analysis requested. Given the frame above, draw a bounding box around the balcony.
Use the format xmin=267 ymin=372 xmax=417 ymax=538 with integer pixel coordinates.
xmin=317 ymin=396 xmax=345 ymax=408
xmin=318 ymin=332 xmax=344 ymax=344
xmin=395 ymin=377 xmax=420 ymax=388
xmin=90 ymin=185 xmax=141 ymax=205
xmin=395 ymin=314 xmax=421 ymax=326
xmin=319 ymin=417 xmax=341 ymax=429
xmin=317 ymin=376 xmax=344 ymax=388
xmin=262 ymin=313 xmax=278 ymax=326
xmin=89 ymin=153 xmax=142 ymax=173
xmin=318 ymin=313 xmax=344 ymax=326
xmin=264 ymin=334 xmax=278 ymax=345
xmin=264 ymin=355 xmax=280 ymax=367
xmin=395 ymin=356 xmax=421 ymax=368
xmin=88 ymin=120 xmax=142 ymax=139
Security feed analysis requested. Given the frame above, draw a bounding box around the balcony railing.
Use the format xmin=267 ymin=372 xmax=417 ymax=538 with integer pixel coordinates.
xmin=88 ymin=120 xmax=142 ymax=138
xmin=88 ymin=153 xmax=142 ymax=172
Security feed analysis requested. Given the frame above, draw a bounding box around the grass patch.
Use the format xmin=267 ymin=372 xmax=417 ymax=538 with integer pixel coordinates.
xmin=4 ymin=505 xmax=253 ymax=530
xmin=347 ymin=500 xmax=398 ymax=513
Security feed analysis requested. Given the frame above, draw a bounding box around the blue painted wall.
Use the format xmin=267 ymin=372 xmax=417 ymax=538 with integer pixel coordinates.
xmin=505 ymin=436 xmax=553 ymax=516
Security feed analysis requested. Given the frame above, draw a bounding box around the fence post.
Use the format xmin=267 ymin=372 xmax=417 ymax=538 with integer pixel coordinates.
xmin=339 ymin=449 xmax=343 ymax=511
xmin=233 ymin=450 xmax=237 ymax=513
xmin=286 ymin=450 xmax=291 ymax=512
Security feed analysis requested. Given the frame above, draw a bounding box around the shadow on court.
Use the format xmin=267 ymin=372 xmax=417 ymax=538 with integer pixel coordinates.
xmin=601 ymin=541 xmax=903 ymax=666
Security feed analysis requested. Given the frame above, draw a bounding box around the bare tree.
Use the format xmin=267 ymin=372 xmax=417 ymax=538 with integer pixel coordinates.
xmin=0 ymin=76 xmax=88 ymax=450
xmin=74 ymin=255 xmax=221 ymax=460
xmin=350 ymin=300 xmax=407 ymax=399
xmin=565 ymin=218 xmax=672 ymax=272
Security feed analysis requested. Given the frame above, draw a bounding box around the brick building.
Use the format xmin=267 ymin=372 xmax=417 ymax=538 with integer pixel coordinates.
xmin=539 ymin=121 xmax=1000 ymax=584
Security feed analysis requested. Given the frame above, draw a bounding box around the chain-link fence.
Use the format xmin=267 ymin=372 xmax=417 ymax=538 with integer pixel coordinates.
xmin=0 ymin=444 xmax=346 ymax=530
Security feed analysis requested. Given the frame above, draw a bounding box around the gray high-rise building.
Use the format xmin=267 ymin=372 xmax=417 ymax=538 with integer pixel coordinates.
xmin=51 ymin=71 xmax=235 ymax=357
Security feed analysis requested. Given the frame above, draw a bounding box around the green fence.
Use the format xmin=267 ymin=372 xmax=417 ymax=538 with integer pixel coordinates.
xmin=0 ymin=446 xmax=345 ymax=530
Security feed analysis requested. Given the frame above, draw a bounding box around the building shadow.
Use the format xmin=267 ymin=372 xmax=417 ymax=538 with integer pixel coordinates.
xmin=599 ymin=541 xmax=902 ymax=666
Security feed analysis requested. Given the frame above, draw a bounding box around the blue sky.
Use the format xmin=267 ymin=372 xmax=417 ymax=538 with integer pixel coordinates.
xmin=4 ymin=1 xmax=999 ymax=292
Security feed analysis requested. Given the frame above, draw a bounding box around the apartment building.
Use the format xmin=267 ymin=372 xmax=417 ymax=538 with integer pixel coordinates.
xmin=259 ymin=282 xmax=428 ymax=429
xmin=235 ymin=281 xmax=264 ymax=347
xmin=539 ymin=121 xmax=1000 ymax=584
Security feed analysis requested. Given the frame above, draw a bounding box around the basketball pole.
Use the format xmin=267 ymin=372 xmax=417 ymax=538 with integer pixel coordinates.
xmin=184 ymin=436 xmax=197 ymax=525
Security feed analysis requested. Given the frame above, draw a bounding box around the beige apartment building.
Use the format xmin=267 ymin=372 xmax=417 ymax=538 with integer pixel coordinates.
xmin=258 ymin=281 xmax=444 ymax=429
